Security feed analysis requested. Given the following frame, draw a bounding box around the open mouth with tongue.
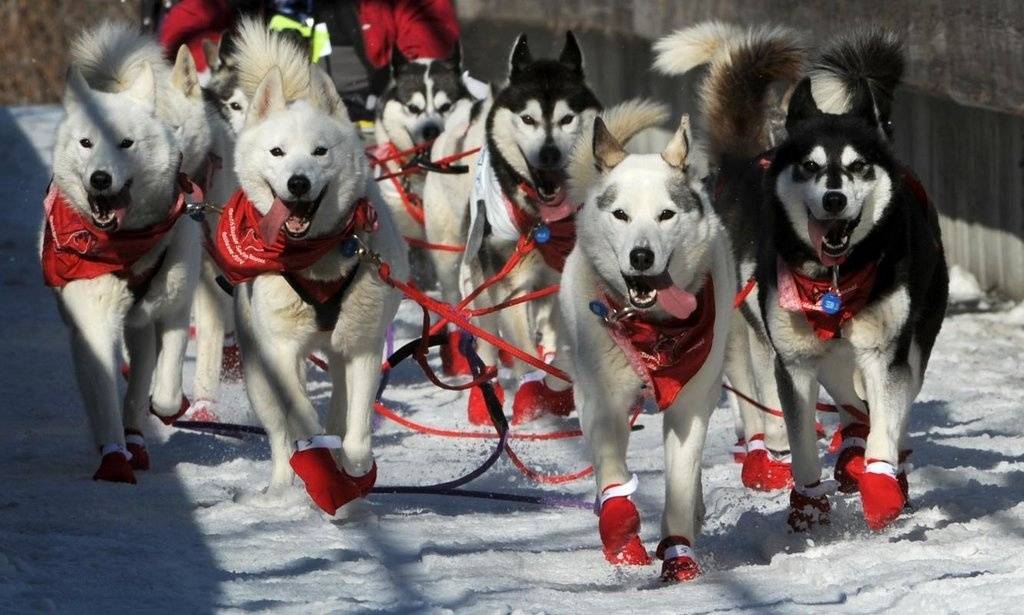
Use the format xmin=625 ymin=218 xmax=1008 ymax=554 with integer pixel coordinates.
xmin=807 ymin=211 xmax=860 ymax=267
xmin=273 ymin=185 xmax=328 ymax=240
xmin=86 ymin=180 xmax=132 ymax=231
xmin=621 ymin=271 xmax=698 ymax=319
xmin=528 ymin=166 xmax=567 ymax=203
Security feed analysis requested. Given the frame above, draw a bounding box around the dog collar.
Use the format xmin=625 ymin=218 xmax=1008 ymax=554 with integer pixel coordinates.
xmin=776 ymin=257 xmax=877 ymax=341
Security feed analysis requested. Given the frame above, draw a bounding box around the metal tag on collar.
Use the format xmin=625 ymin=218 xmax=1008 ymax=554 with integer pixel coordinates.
xmin=589 ymin=299 xmax=636 ymax=325
xmin=340 ymin=236 xmax=362 ymax=258
xmin=185 ymin=201 xmax=206 ymax=222
xmin=533 ymin=223 xmax=551 ymax=244
xmin=820 ymin=266 xmax=843 ymax=315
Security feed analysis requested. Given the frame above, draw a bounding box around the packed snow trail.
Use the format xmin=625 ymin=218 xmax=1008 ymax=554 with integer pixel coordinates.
xmin=2 ymin=105 xmax=1023 ymax=613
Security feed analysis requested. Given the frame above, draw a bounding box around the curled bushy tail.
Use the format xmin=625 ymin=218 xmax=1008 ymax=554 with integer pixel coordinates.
xmin=568 ymin=98 xmax=670 ymax=201
xmin=232 ymin=17 xmax=312 ymax=101
xmin=70 ymin=21 xmax=168 ymax=92
xmin=696 ymin=25 xmax=803 ymax=160
xmin=810 ymin=29 xmax=904 ymax=121
xmin=652 ymin=21 xmax=744 ymax=76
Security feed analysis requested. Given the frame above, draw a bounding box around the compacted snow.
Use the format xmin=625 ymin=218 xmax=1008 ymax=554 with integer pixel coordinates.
xmin=2 ymin=105 xmax=1023 ymax=614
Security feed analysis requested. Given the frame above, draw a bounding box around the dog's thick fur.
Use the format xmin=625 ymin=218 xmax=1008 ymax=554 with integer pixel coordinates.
xmin=561 ymin=111 xmax=736 ymax=565
xmin=688 ymin=26 xmax=948 ymax=526
xmin=49 ymin=23 xmax=203 ymax=471
xmin=229 ymin=19 xmax=407 ymax=495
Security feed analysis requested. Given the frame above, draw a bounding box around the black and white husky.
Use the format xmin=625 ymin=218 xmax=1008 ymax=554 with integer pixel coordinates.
xmin=668 ymin=26 xmax=948 ymax=531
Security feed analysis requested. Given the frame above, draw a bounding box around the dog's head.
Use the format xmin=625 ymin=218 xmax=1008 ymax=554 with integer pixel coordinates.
xmin=164 ymin=45 xmax=215 ymax=177
xmin=579 ymin=116 xmax=716 ymax=309
xmin=774 ymin=77 xmax=896 ymax=266
xmin=202 ymin=34 xmax=249 ymax=134
xmin=53 ymin=64 xmax=177 ymax=231
xmin=490 ymin=32 xmax=601 ymax=201
xmin=378 ymin=44 xmax=468 ymax=147
xmin=235 ymin=66 xmax=366 ymax=240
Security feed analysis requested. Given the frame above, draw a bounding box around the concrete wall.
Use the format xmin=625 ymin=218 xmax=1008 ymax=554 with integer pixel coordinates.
xmin=455 ymin=0 xmax=1024 ymax=298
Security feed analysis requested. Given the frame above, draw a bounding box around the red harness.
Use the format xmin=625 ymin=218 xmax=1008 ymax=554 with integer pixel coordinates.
xmin=506 ymin=182 xmax=578 ymax=273
xmin=604 ymin=278 xmax=716 ymax=410
xmin=41 ymin=182 xmax=191 ymax=290
xmin=367 ymin=141 xmax=427 ymax=227
xmin=777 ymin=259 xmax=878 ymax=341
xmin=208 ymin=189 xmax=377 ymax=302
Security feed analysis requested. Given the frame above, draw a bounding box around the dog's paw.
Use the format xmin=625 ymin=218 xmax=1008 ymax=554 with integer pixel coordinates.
xmin=150 ymin=395 xmax=189 ymax=425
xmin=859 ymin=460 xmax=906 ymax=530
xmin=598 ymin=479 xmax=651 ymax=566
xmin=124 ymin=429 xmax=149 ymax=471
xmin=342 ymin=462 xmax=377 ymax=498
xmin=740 ymin=436 xmax=793 ymax=491
xmin=833 ymin=423 xmax=869 ymax=493
xmin=511 ymin=379 xmax=573 ymax=425
xmin=184 ymin=398 xmax=220 ymax=423
xmin=440 ymin=329 xmax=473 ymax=377
xmin=787 ymin=481 xmax=835 ymax=532
xmin=93 ymin=448 xmax=136 ymax=484
xmin=467 ymin=380 xmax=505 ymax=426
xmin=656 ymin=537 xmax=701 ymax=582
xmin=289 ymin=447 xmax=361 ymax=516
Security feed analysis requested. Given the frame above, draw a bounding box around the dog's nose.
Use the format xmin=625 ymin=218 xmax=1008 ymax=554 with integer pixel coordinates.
xmin=823 ymin=191 xmax=847 ymax=214
xmin=629 ymin=247 xmax=655 ymax=272
xmin=89 ymin=170 xmax=112 ymax=191
xmin=421 ymin=124 xmax=441 ymax=141
xmin=287 ymin=174 xmax=311 ymax=197
xmin=538 ymin=145 xmax=561 ymax=167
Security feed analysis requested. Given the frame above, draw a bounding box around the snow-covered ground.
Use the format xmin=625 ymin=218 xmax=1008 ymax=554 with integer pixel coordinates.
xmin=2 ymin=105 xmax=1023 ymax=614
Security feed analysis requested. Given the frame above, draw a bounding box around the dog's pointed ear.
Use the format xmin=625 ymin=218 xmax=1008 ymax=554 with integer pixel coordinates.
xmin=786 ymin=77 xmax=822 ymax=132
xmin=509 ymin=34 xmax=532 ymax=81
xmin=447 ymin=41 xmax=462 ymax=70
xmin=310 ymin=65 xmax=350 ymax=122
xmin=559 ymin=31 xmax=584 ymax=76
xmin=662 ymin=115 xmax=691 ymax=171
xmin=246 ymin=67 xmax=286 ymax=127
xmin=171 ymin=45 xmax=201 ymax=100
xmin=126 ymin=62 xmax=157 ymax=111
xmin=593 ymin=117 xmax=626 ymax=173
xmin=203 ymin=38 xmax=221 ymax=72
xmin=390 ymin=45 xmax=409 ymax=75
xmin=63 ymin=66 xmax=92 ymax=107
xmin=848 ymin=80 xmax=889 ymax=138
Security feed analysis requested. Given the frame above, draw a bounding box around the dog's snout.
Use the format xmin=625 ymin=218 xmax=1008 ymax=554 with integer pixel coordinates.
xmin=287 ymin=174 xmax=311 ymax=197
xmin=421 ymin=124 xmax=441 ymax=142
xmin=538 ymin=145 xmax=561 ymax=167
xmin=629 ymin=247 xmax=655 ymax=272
xmin=823 ymin=191 xmax=847 ymax=214
xmin=89 ymin=170 xmax=112 ymax=191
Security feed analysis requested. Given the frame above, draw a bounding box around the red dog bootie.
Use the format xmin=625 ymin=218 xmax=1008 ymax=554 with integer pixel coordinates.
xmin=150 ymin=395 xmax=190 ymax=426
xmin=656 ymin=536 xmax=701 ymax=582
xmin=597 ymin=475 xmax=652 ymax=565
xmin=731 ymin=438 xmax=747 ymax=464
xmin=511 ymin=379 xmax=574 ymax=425
xmin=440 ymin=329 xmax=472 ymax=377
xmin=184 ymin=398 xmax=220 ymax=423
xmin=833 ymin=423 xmax=869 ymax=493
xmin=124 ymin=429 xmax=150 ymax=471
xmin=859 ymin=459 xmax=906 ymax=530
xmin=93 ymin=444 xmax=136 ymax=484
xmin=467 ymin=380 xmax=505 ymax=426
xmin=343 ymin=462 xmax=378 ymax=498
xmin=740 ymin=434 xmax=793 ymax=491
xmin=787 ymin=480 xmax=835 ymax=532
xmin=289 ymin=436 xmax=361 ymax=515
xmin=221 ymin=334 xmax=243 ymax=382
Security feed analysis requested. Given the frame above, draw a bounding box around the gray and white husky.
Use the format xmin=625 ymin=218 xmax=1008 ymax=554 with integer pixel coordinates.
xmin=560 ymin=108 xmax=736 ymax=581
xmin=228 ymin=20 xmax=407 ymax=513
xmin=665 ymin=25 xmax=948 ymax=531
xmin=44 ymin=23 xmax=204 ymax=482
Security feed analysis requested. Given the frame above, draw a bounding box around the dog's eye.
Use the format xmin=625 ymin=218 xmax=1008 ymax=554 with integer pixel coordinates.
xmin=79 ymin=138 xmax=93 ymax=149
xmin=270 ymin=147 xmax=285 ymax=157
xmin=612 ymin=209 xmax=630 ymax=222
xmin=848 ymin=160 xmax=867 ymax=174
xmin=559 ymin=114 xmax=575 ymax=126
xmin=407 ymin=104 xmax=422 ymax=115
xmin=658 ymin=209 xmax=676 ymax=221
xmin=229 ymin=102 xmax=243 ymax=111
xmin=437 ymin=102 xmax=452 ymax=114
xmin=520 ymin=115 xmax=537 ymax=126
xmin=118 ymin=138 xmax=134 ymax=149
xmin=312 ymin=146 xmax=328 ymax=156
xmin=801 ymin=160 xmax=820 ymax=174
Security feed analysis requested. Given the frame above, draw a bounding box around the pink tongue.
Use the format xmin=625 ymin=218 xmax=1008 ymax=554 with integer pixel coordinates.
xmin=654 ymin=278 xmax=698 ymax=320
xmin=807 ymin=218 xmax=844 ymax=267
xmin=113 ymin=205 xmax=129 ymax=229
xmin=259 ymin=198 xmax=292 ymax=244
xmin=538 ymin=188 xmax=573 ymax=223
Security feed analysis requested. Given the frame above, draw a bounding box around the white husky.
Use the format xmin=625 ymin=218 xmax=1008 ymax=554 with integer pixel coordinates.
xmin=561 ymin=113 xmax=736 ymax=581
xmin=219 ymin=21 xmax=407 ymax=514
xmin=44 ymin=24 xmax=204 ymax=482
